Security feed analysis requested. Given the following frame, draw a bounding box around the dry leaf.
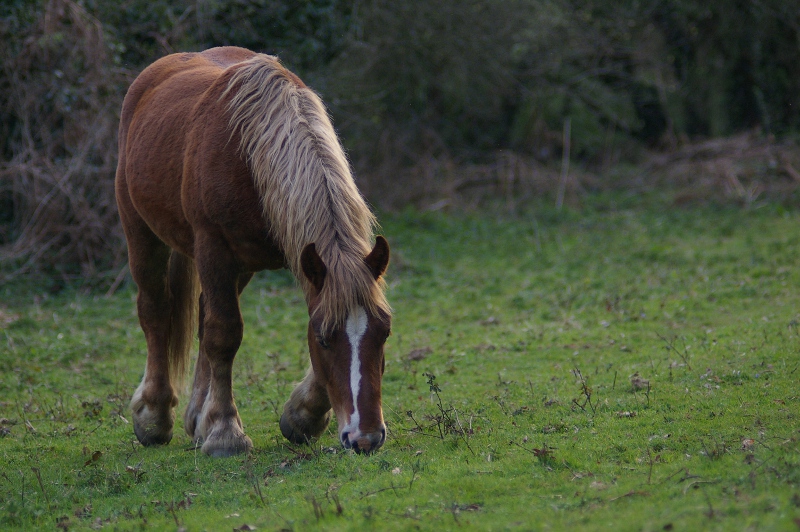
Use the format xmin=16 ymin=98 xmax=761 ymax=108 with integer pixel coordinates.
xmin=84 ymin=450 xmax=102 ymax=466
xmin=630 ymin=372 xmax=650 ymax=390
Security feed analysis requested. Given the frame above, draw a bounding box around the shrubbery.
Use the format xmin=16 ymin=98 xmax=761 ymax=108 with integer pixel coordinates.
xmin=1 ymin=0 xmax=798 ymax=282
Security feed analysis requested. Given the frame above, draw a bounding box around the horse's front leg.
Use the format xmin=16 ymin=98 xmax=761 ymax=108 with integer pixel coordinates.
xmin=191 ymin=246 xmax=253 ymax=457
xmin=280 ymin=367 xmax=333 ymax=444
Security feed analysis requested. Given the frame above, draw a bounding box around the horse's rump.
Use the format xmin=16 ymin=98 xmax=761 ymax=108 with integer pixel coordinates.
xmin=118 ymin=47 xmax=280 ymax=268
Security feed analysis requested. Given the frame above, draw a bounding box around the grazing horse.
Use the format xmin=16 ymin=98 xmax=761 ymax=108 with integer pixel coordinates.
xmin=115 ymin=47 xmax=391 ymax=457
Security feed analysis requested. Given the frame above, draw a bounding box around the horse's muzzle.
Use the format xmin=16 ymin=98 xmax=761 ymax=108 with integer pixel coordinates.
xmin=341 ymin=426 xmax=386 ymax=454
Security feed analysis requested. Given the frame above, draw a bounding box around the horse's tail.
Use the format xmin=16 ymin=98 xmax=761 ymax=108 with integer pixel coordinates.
xmin=166 ymin=250 xmax=199 ymax=395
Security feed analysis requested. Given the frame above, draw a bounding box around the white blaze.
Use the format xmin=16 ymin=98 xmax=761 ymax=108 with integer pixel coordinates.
xmin=345 ymin=306 xmax=368 ymax=430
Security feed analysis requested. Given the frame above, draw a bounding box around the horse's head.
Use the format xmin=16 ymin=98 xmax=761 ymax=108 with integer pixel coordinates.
xmin=280 ymin=237 xmax=391 ymax=454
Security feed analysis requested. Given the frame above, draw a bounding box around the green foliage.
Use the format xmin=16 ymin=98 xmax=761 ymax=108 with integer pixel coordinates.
xmin=653 ymin=0 xmax=800 ymax=136
xmin=319 ymin=0 xmax=800 ymax=162
xmin=323 ymin=0 xmax=525 ymax=158
xmin=82 ymin=0 xmax=353 ymax=71
xmin=200 ymin=0 xmax=353 ymax=72
xmin=83 ymin=0 xmax=198 ymax=66
xmin=9 ymin=0 xmax=796 ymax=165
xmin=2 ymin=202 xmax=800 ymax=529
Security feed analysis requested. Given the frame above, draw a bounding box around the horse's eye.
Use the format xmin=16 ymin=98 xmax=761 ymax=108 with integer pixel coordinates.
xmin=316 ymin=335 xmax=330 ymax=349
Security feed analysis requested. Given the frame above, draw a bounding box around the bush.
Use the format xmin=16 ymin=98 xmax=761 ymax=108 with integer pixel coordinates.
xmin=0 ymin=0 xmax=129 ymax=285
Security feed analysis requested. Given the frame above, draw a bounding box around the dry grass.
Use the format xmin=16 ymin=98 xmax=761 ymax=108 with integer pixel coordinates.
xmin=644 ymin=131 xmax=800 ymax=207
xmin=359 ymin=131 xmax=800 ymax=213
xmin=359 ymin=150 xmax=592 ymax=213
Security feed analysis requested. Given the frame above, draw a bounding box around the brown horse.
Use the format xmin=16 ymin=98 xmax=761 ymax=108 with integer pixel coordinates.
xmin=115 ymin=47 xmax=391 ymax=457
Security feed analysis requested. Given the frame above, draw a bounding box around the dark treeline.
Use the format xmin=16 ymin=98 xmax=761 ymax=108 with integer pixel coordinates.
xmin=1 ymin=0 xmax=799 ymax=282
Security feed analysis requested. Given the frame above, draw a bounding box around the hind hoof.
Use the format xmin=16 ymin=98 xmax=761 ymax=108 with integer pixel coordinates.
xmin=200 ymin=432 xmax=253 ymax=457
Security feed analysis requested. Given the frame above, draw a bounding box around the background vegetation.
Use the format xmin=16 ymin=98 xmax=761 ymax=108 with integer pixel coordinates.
xmin=1 ymin=0 xmax=800 ymax=281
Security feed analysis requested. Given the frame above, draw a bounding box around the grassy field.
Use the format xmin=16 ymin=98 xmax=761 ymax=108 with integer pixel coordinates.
xmin=1 ymin=201 xmax=799 ymax=530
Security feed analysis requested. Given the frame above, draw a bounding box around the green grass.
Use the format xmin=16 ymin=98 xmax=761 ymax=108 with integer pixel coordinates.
xmin=2 ymin=203 xmax=800 ymax=530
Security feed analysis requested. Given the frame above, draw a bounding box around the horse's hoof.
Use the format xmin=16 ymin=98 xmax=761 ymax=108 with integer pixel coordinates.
xmin=132 ymin=404 xmax=175 ymax=446
xmin=183 ymin=411 xmax=199 ymax=440
xmin=133 ymin=422 xmax=173 ymax=446
xmin=279 ymin=413 xmax=309 ymax=444
xmin=184 ymin=389 xmax=209 ymax=441
xmin=200 ymin=432 xmax=252 ymax=457
xmin=279 ymin=410 xmax=332 ymax=445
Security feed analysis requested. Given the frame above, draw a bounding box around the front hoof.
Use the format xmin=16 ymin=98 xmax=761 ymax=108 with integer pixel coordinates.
xmin=279 ymin=414 xmax=307 ymax=444
xmin=279 ymin=410 xmax=331 ymax=445
xmin=134 ymin=423 xmax=173 ymax=446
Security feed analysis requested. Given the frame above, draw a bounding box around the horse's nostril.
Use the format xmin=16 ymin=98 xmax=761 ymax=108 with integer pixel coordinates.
xmin=341 ymin=430 xmax=385 ymax=454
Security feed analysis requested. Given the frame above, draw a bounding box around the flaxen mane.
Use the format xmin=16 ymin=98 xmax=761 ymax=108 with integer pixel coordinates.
xmin=223 ymin=54 xmax=390 ymax=331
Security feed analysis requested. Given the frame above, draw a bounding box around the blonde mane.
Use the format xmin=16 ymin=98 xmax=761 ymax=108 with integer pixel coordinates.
xmin=222 ymin=54 xmax=390 ymax=331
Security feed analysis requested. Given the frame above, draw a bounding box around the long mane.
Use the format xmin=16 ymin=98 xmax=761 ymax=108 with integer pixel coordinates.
xmin=222 ymin=54 xmax=390 ymax=331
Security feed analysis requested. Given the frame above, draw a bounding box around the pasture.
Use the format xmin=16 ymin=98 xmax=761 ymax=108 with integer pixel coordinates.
xmin=1 ymin=203 xmax=799 ymax=530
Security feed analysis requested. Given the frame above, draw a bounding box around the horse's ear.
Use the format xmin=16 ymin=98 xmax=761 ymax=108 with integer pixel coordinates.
xmin=301 ymin=243 xmax=327 ymax=292
xmin=365 ymin=236 xmax=390 ymax=280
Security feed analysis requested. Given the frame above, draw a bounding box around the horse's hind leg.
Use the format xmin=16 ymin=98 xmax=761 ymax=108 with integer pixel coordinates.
xmin=184 ymin=291 xmax=210 ymax=442
xmin=184 ymin=272 xmax=252 ymax=445
xmin=191 ymin=235 xmax=253 ymax=457
xmin=127 ymin=241 xmax=180 ymax=444
xmin=120 ymin=204 xmax=185 ymax=446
